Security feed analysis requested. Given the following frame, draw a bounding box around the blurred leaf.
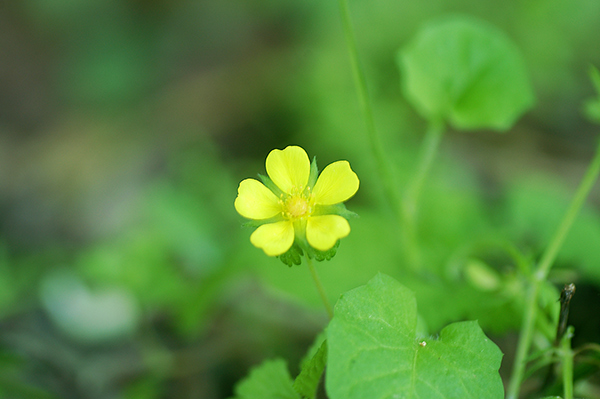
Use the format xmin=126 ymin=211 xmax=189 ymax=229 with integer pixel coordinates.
xmin=583 ymin=66 xmax=600 ymax=124
xmin=504 ymin=176 xmax=600 ymax=283
xmin=78 ymin=176 xmax=233 ymax=335
xmin=419 ymin=169 xmax=490 ymax=267
xmin=123 ymin=377 xmax=163 ymax=399
xmin=231 ymin=359 xmax=299 ymax=399
xmin=293 ymin=340 xmax=327 ymax=399
xmin=407 ymin=271 xmax=523 ymax=334
xmin=0 ymin=246 xmax=17 ymax=316
xmin=0 ymin=244 xmax=60 ymax=318
xmin=326 ymin=273 xmax=504 ymax=399
xmin=589 ymin=66 xmax=600 ymax=94
xmin=463 ymin=258 xmax=501 ymax=291
xmin=505 ymin=177 xmax=568 ymax=247
xmin=0 ymin=351 xmax=59 ymax=399
xmin=398 ymin=16 xmax=535 ymax=130
xmin=0 ymin=379 xmax=59 ymax=399
xmin=244 ymin=207 xmax=403 ymax=311
xmin=298 ymin=331 xmax=326 ymax=370
xmin=78 ymin=235 xmax=186 ymax=307
xmin=40 ymin=271 xmax=140 ymax=344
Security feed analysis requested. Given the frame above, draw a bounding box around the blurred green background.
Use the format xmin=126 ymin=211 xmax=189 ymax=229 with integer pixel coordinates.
xmin=1 ymin=1 xmax=600 ymax=398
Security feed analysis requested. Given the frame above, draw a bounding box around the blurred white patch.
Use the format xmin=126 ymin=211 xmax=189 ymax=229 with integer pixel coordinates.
xmin=41 ymin=271 xmax=140 ymax=344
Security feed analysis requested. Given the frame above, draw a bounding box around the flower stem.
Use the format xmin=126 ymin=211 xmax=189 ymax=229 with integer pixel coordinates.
xmin=306 ymin=256 xmax=334 ymax=319
xmin=507 ymin=139 xmax=600 ymax=399
xmin=336 ymin=0 xmax=401 ymax=220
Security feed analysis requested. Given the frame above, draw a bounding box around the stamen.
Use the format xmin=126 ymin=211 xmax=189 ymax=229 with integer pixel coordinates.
xmin=282 ymin=185 xmax=314 ymax=220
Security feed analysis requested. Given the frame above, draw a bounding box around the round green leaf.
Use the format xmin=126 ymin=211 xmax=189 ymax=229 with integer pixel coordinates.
xmin=398 ymin=16 xmax=535 ymax=131
xmin=326 ymin=273 xmax=504 ymax=399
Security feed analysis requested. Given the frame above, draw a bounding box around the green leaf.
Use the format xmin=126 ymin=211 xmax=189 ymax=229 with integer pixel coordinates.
xmin=326 ymin=273 xmax=504 ymax=399
xmin=293 ymin=340 xmax=327 ymax=399
xmin=231 ymin=359 xmax=300 ymax=399
xmin=398 ymin=16 xmax=534 ymax=131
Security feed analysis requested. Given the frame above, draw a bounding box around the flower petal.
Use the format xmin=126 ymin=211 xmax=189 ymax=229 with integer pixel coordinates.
xmin=311 ymin=161 xmax=359 ymax=205
xmin=266 ymin=146 xmax=310 ymax=194
xmin=234 ymin=179 xmax=281 ymax=220
xmin=306 ymin=215 xmax=350 ymax=251
xmin=250 ymin=221 xmax=295 ymax=256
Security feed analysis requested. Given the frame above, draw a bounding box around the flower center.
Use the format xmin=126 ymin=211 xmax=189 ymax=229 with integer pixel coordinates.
xmin=282 ymin=187 xmax=313 ymax=220
xmin=286 ymin=196 xmax=309 ymax=218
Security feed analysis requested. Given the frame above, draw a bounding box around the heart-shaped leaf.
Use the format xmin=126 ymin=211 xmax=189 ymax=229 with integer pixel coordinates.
xmin=398 ymin=16 xmax=534 ymax=131
xmin=326 ymin=273 xmax=504 ymax=399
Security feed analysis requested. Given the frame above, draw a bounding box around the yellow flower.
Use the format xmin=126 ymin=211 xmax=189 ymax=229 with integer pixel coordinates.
xmin=235 ymin=146 xmax=359 ymax=257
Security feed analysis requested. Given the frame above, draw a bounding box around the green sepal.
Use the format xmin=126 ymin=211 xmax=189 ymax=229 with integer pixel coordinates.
xmin=241 ymin=215 xmax=284 ymax=229
xmin=306 ymin=240 xmax=340 ymax=262
xmin=258 ymin=173 xmax=284 ymax=197
xmin=307 ymin=157 xmax=319 ymax=189
xmin=277 ymin=240 xmax=341 ymax=266
xmin=314 ymin=203 xmax=358 ymax=219
xmin=278 ymin=243 xmax=304 ymax=267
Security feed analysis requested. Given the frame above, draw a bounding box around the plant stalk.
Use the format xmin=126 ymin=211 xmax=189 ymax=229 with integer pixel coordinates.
xmin=306 ymin=256 xmax=334 ymax=319
xmin=336 ymin=0 xmax=400 ymax=221
xmin=337 ymin=0 xmax=447 ymax=271
xmin=561 ymin=327 xmax=575 ymax=399
xmin=507 ymin=139 xmax=600 ymax=399
xmin=401 ymin=122 xmax=445 ymax=269
xmin=403 ymin=121 xmax=445 ymax=219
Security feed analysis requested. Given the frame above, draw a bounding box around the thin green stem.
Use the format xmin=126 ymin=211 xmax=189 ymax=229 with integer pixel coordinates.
xmin=537 ymin=142 xmax=600 ymax=279
xmin=337 ymin=0 xmax=447 ymax=271
xmin=404 ymin=121 xmax=445 ymax=217
xmin=507 ymin=139 xmax=600 ymax=399
xmin=336 ymin=0 xmax=401 ymax=221
xmin=561 ymin=327 xmax=575 ymax=399
xmin=507 ymin=281 xmax=542 ymax=399
xmin=306 ymin=256 xmax=334 ymax=319
xmin=401 ymin=122 xmax=445 ymax=270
